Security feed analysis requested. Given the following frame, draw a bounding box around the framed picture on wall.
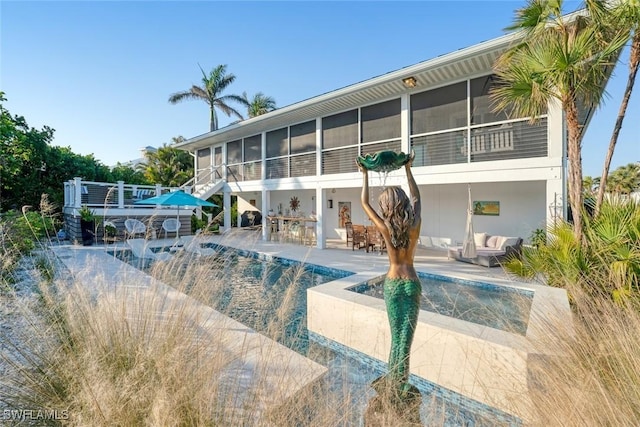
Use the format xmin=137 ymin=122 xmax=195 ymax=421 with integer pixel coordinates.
xmin=473 ymin=201 xmax=500 ymax=216
xmin=338 ymin=202 xmax=351 ymax=227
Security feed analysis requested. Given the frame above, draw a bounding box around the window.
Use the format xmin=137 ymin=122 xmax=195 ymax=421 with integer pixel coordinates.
xmin=196 ymin=148 xmax=210 ymax=170
xmin=322 ymin=109 xmax=358 ymax=149
xmin=226 ymin=140 xmax=242 ymax=164
xmin=361 ymin=99 xmax=400 ymax=143
xmin=411 ymin=82 xmax=467 ymax=134
xmin=290 ymin=120 xmax=316 ymax=154
xmin=266 ymin=127 xmax=288 ymax=158
xmin=470 ymin=75 xmax=508 ymax=125
xmin=243 ymin=134 xmax=261 ymax=162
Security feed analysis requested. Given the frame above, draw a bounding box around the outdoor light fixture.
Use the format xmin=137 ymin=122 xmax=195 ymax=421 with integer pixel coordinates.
xmin=327 ymin=199 xmax=333 ymax=209
xmin=402 ymin=76 xmax=417 ymax=88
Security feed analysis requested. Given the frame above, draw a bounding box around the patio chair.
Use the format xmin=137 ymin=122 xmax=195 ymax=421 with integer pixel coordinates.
xmin=351 ymin=225 xmax=366 ymax=251
xmin=365 ymin=225 xmax=386 ymax=254
xmin=124 ymin=219 xmax=147 ymax=239
xmin=345 ymin=222 xmax=353 ymax=247
xmin=161 ymin=218 xmax=181 ymax=239
xmin=126 ymin=239 xmax=174 ymax=262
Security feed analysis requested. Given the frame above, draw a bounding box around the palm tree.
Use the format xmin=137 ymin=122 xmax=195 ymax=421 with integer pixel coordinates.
xmin=607 ymin=162 xmax=640 ymax=195
xmin=169 ymin=65 xmax=248 ymax=132
xmin=141 ymin=142 xmax=193 ymax=187
xmin=243 ymin=92 xmax=276 ymax=118
xmin=491 ymin=0 xmax=628 ymax=243
xmin=583 ymin=175 xmax=601 ymax=198
xmin=593 ymin=0 xmax=640 ymax=214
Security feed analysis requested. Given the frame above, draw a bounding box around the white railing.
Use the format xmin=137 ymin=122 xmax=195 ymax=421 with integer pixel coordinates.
xmin=63 ymin=177 xmax=180 ymax=208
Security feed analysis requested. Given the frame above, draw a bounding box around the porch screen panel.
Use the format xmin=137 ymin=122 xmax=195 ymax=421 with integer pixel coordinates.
xmin=410 ymin=130 xmax=467 ymax=167
xmin=197 ymin=148 xmax=211 ymax=170
xmin=243 ymin=134 xmax=262 ymax=162
xmin=361 ymin=140 xmax=401 ymax=157
xmin=470 ymin=75 xmax=509 ymax=125
xmin=214 ymin=147 xmax=222 ymax=166
xmin=226 ymin=140 xmax=242 ymax=164
xmin=411 ymin=82 xmax=467 ymax=134
xmin=361 ymin=99 xmax=401 ymax=143
xmin=226 ymin=164 xmax=242 ymax=182
xmin=322 ymin=110 xmax=358 ymax=149
xmin=290 ymin=120 xmax=316 ymax=154
xmin=469 ymin=119 xmax=548 ymax=163
xmin=265 ymin=158 xmax=288 ymax=179
xmin=266 ymin=128 xmax=288 ymax=158
xmin=243 ymin=161 xmax=262 ymax=181
xmin=322 ymin=147 xmax=358 ymax=175
xmin=290 ymin=153 xmax=316 ymax=177
xmin=196 ymin=148 xmax=211 ymax=186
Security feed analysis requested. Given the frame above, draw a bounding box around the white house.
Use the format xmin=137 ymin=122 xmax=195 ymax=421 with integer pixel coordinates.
xmin=173 ymin=30 xmax=597 ymax=250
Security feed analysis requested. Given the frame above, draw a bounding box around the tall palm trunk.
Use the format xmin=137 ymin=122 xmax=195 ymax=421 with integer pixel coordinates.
xmin=596 ymin=33 xmax=640 ymax=215
xmin=210 ymin=106 xmax=217 ymax=132
xmin=566 ymin=98 xmax=584 ymax=244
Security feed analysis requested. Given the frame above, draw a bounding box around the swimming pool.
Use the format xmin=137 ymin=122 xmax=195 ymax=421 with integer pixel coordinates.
xmin=109 ymin=244 xmax=521 ymax=424
xmin=348 ymin=273 xmax=533 ymax=335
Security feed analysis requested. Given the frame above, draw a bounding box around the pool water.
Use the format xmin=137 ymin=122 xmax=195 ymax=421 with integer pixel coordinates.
xmin=348 ymin=274 xmax=533 ymax=335
xmin=109 ymin=245 xmax=521 ymax=425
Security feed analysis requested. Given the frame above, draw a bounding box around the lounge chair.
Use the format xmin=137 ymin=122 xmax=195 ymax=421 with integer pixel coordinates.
xmin=179 ymin=235 xmax=216 ymax=256
xmin=126 ymin=238 xmax=174 ymax=262
xmin=124 ymin=219 xmax=147 ymax=239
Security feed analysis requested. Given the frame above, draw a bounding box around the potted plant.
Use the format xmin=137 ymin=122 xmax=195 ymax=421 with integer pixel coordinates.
xmin=103 ymin=221 xmax=117 ymax=243
xmin=78 ymin=205 xmax=95 ymax=246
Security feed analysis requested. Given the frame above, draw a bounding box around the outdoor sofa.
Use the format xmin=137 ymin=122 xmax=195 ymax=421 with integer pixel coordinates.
xmin=448 ymin=233 xmax=523 ymax=268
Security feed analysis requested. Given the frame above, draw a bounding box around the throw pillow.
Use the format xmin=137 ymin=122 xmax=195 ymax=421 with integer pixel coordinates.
xmin=486 ymin=235 xmax=500 ymax=249
xmin=499 ymin=237 xmax=520 ymax=251
xmin=473 ymin=232 xmax=487 ymax=248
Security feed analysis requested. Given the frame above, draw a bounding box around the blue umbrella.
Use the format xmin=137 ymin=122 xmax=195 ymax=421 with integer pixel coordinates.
xmin=135 ymin=190 xmax=217 ymax=238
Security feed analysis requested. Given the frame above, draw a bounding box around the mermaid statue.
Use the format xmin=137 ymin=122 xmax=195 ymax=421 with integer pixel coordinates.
xmin=358 ymin=150 xmax=422 ymax=418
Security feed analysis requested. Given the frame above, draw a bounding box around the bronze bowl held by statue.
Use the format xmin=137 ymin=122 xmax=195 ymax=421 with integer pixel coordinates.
xmin=356 ymin=150 xmax=414 ymax=172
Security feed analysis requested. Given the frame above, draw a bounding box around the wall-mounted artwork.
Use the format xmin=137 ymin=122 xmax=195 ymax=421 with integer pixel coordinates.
xmin=473 ymin=201 xmax=500 ymax=216
xmin=338 ymin=202 xmax=351 ymax=227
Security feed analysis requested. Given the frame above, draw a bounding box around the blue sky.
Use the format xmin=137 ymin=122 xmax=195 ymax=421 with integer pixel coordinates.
xmin=1 ymin=1 xmax=637 ymax=177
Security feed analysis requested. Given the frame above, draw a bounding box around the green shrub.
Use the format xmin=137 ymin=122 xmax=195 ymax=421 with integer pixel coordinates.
xmin=505 ymin=198 xmax=640 ymax=303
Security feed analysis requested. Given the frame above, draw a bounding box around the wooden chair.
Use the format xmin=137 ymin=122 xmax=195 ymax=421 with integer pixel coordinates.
xmin=351 ymin=225 xmax=366 ymax=251
xmin=345 ymin=222 xmax=353 ymax=247
xmin=365 ymin=225 xmax=386 ymax=254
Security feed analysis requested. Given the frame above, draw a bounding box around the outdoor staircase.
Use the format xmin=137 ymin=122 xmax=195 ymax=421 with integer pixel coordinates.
xmin=191 ymin=179 xmax=225 ymax=200
xmin=180 ymin=165 xmax=226 ymax=201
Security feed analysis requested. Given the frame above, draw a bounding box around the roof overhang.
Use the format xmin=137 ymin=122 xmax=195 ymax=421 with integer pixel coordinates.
xmin=175 ymin=31 xmax=524 ymax=152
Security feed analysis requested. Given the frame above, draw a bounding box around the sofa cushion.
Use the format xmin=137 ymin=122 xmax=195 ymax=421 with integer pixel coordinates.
xmin=499 ymin=236 xmax=520 ymax=251
xmin=485 ymin=235 xmax=500 ymax=249
xmin=474 ymin=232 xmax=487 ymax=248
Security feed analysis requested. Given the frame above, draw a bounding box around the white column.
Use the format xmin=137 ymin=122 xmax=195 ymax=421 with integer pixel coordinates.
xmin=261 ymin=188 xmax=269 ymax=241
xmin=315 ymin=117 xmax=322 ymax=177
xmin=223 ymin=191 xmax=232 ymax=232
xmin=74 ymin=177 xmax=82 ymax=208
xmin=400 ymin=93 xmax=410 ymax=154
xmin=315 ymin=187 xmax=325 ymax=249
xmin=117 ymin=181 xmax=125 ymax=208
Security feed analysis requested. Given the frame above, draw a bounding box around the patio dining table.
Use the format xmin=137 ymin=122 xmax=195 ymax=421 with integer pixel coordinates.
xmin=267 ymin=215 xmax=317 ymax=245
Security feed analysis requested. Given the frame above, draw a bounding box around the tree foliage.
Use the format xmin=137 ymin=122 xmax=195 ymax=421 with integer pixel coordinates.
xmin=169 ymin=64 xmax=248 ymax=132
xmin=1 ymin=92 xmax=151 ymax=212
xmin=243 ymin=91 xmax=276 ymax=118
xmin=140 ymin=142 xmax=193 ymax=187
xmin=505 ymin=198 xmax=640 ymax=303
xmin=491 ymin=0 xmax=628 ymax=242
